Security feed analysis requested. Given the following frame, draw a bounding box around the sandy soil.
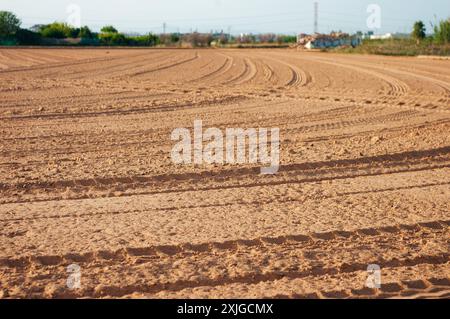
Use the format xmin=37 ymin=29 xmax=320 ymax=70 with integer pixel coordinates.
xmin=0 ymin=48 xmax=449 ymax=299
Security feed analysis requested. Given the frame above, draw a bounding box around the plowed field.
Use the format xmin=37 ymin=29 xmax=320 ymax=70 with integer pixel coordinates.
xmin=0 ymin=48 xmax=449 ymax=299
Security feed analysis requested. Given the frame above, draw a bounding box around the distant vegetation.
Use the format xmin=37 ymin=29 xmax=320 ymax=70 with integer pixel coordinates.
xmin=337 ymin=38 xmax=450 ymax=56
xmin=434 ymin=19 xmax=450 ymax=45
xmin=100 ymin=25 xmax=118 ymax=34
xmin=412 ymin=21 xmax=426 ymax=43
xmin=0 ymin=11 xmax=21 ymax=38
xmin=0 ymin=11 xmax=297 ymax=47
xmin=1 ymin=10 xmax=449 ymax=55
xmin=39 ymin=22 xmax=78 ymax=39
xmin=336 ymin=19 xmax=450 ymax=56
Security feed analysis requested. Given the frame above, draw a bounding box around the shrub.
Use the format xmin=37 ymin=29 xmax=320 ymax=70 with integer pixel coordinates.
xmin=170 ymin=33 xmax=180 ymax=43
xmin=40 ymin=22 xmax=74 ymax=39
xmin=276 ymin=35 xmax=297 ymax=44
xmin=68 ymin=27 xmax=80 ymax=38
xmin=98 ymin=31 xmax=162 ymax=47
xmin=335 ymin=37 xmax=450 ymax=56
xmin=80 ymin=37 xmax=100 ymax=45
xmin=79 ymin=26 xmax=94 ymax=39
xmin=128 ymin=33 xmax=160 ymax=46
xmin=100 ymin=25 xmax=118 ymax=34
xmin=99 ymin=32 xmax=127 ymax=45
xmin=15 ymin=28 xmax=41 ymax=45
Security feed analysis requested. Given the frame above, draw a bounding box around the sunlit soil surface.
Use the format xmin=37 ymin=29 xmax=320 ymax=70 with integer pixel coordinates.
xmin=0 ymin=48 xmax=449 ymax=298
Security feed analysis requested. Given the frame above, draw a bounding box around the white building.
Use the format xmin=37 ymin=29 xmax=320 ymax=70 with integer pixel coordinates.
xmin=369 ymin=33 xmax=393 ymax=40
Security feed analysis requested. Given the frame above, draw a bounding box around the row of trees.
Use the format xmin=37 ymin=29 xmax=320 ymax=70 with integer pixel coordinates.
xmin=2 ymin=10 xmax=449 ymax=47
xmin=412 ymin=19 xmax=450 ymax=44
xmin=236 ymin=33 xmax=296 ymax=44
xmin=0 ymin=11 xmax=297 ymax=47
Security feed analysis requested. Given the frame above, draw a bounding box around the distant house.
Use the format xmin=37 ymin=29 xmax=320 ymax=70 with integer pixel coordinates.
xmin=369 ymin=33 xmax=410 ymax=40
xmin=298 ymin=32 xmax=361 ymax=49
xmin=369 ymin=33 xmax=393 ymax=40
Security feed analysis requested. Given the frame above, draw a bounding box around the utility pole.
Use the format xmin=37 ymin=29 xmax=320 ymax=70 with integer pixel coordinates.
xmin=314 ymin=1 xmax=318 ymax=34
xmin=163 ymin=22 xmax=166 ymax=34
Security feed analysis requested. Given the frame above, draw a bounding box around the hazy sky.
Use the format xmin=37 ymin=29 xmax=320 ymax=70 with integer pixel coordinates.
xmin=1 ymin=0 xmax=449 ymax=35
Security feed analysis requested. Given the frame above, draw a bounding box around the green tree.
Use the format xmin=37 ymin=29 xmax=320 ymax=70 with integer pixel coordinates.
xmin=412 ymin=21 xmax=426 ymax=43
xmin=99 ymin=32 xmax=127 ymax=45
xmin=0 ymin=11 xmax=21 ymax=38
xmin=40 ymin=22 xmax=74 ymax=39
xmin=79 ymin=26 xmax=94 ymax=39
xmin=110 ymin=33 xmax=127 ymax=45
xmin=100 ymin=25 xmax=118 ymax=33
xmin=276 ymin=35 xmax=297 ymax=44
xmin=434 ymin=19 xmax=450 ymax=44
xmin=68 ymin=27 xmax=80 ymax=38
xmin=127 ymin=33 xmax=160 ymax=46
xmin=170 ymin=33 xmax=180 ymax=43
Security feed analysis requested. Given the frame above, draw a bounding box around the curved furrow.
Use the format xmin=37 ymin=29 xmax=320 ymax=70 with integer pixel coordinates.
xmin=189 ymin=52 xmax=234 ymax=83
xmin=333 ymin=56 xmax=450 ymax=97
xmin=220 ymin=55 xmax=250 ymax=85
xmin=259 ymin=54 xmax=309 ymax=88
xmin=66 ymin=51 xmax=175 ymax=80
xmin=300 ymin=55 xmax=410 ymax=97
xmin=127 ymin=51 xmax=200 ymax=78
xmin=234 ymin=58 xmax=258 ymax=85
